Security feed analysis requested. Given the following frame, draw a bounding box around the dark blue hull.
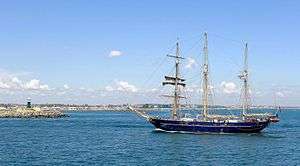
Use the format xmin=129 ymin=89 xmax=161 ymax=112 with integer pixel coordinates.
xmin=149 ymin=118 xmax=270 ymax=133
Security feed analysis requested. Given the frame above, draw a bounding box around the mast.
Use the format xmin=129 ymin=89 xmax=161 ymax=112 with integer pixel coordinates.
xmin=163 ymin=42 xmax=185 ymax=119
xmin=239 ymin=43 xmax=250 ymax=116
xmin=202 ymin=32 xmax=209 ymax=118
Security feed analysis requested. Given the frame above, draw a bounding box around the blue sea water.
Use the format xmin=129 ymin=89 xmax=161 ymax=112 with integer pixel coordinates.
xmin=0 ymin=110 xmax=299 ymax=166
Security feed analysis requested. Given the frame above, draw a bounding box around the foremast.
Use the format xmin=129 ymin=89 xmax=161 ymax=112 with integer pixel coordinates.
xmin=163 ymin=42 xmax=185 ymax=120
xmin=239 ymin=43 xmax=251 ymax=116
xmin=202 ymin=32 xmax=210 ymax=118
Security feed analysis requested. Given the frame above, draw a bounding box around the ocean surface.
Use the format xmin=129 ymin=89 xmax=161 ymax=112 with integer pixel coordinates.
xmin=0 ymin=109 xmax=299 ymax=165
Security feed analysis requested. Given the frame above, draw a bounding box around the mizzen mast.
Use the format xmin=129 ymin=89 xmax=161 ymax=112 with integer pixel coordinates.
xmin=202 ymin=32 xmax=210 ymax=118
xmin=162 ymin=42 xmax=185 ymax=119
xmin=239 ymin=43 xmax=251 ymax=116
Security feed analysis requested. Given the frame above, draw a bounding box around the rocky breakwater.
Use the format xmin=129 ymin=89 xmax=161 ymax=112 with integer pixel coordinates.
xmin=0 ymin=107 xmax=68 ymax=118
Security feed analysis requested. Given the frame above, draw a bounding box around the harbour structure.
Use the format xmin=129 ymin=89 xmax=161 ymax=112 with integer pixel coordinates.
xmin=0 ymin=99 xmax=68 ymax=118
xmin=129 ymin=33 xmax=277 ymax=133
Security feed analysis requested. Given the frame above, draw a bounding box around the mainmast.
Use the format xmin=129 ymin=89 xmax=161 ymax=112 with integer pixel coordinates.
xmin=202 ymin=32 xmax=209 ymax=118
xmin=163 ymin=42 xmax=185 ymax=119
xmin=239 ymin=43 xmax=250 ymax=116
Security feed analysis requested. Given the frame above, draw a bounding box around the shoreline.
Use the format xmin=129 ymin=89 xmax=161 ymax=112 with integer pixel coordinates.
xmin=62 ymin=107 xmax=300 ymax=112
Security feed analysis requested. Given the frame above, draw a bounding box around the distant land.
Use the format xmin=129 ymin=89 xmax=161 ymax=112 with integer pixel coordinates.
xmin=0 ymin=103 xmax=299 ymax=112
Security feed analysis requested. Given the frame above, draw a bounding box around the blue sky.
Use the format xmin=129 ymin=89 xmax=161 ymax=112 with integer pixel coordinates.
xmin=0 ymin=0 xmax=299 ymax=106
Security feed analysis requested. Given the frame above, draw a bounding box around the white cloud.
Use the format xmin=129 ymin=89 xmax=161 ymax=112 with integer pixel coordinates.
xmin=186 ymin=87 xmax=194 ymax=92
xmin=63 ymin=84 xmax=70 ymax=89
xmin=185 ymin=58 xmax=196 ymax=69
xmin=0 ymin=71 xmax=49 ymax=91
xmin=186 ymin=84 xmax=200 ymax=93
xmin=150 ymin=88 xmax=158 ymax=92
xmin=276 ymin=92 xmax=285 ymax=97
xmin=105 ymin=85 xmax=114 ymax=91
xmin=0 ymin=82 xmax=10 ymax=89
xmin=12 ymin=77 xmax=21 ymax=84
xmin=109 ymin=50 xmax=122 ymax=57
xmin=146 ymin=88 xmax=159 ymax=93
xmin=255 ymin=91 xmax=263 ymax=97
xmin=220 ymin=81 xmax=238 ymax=94
xmin=85 ymin=88 xmax=94 ymax=93
xmin=104 ymin=81 xmax=138 ymax=93
xmin=116 ymin=81 xmax=138 ymax=92
xmin=79 ymin=87 xmax=86 ymax=91
xmin=0 ymin=75 xmax=20 ymax=89
xmin=24 ymin=79 xmax=49 ymax=90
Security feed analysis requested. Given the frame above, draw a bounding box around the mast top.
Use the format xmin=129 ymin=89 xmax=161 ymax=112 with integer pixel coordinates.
xmin=203 ymin=32 xmax=209 ymax=74
xmin=244 ymin=42 xmax=248 ymax=71
xmin=167 ymin=42 xmax=185 ymax=60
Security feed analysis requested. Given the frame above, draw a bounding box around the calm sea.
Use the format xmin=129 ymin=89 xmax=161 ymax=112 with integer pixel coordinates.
xmin=0 ymin=110 xmax=299 ymax=165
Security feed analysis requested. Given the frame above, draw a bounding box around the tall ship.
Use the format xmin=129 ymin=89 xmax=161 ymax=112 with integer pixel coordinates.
xmin=129 ymin=33 xmax=279 ymax=133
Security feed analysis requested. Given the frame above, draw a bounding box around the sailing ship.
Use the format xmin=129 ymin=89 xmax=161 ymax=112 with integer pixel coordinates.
xmin=129 ymin=33 xmax=278 ymax=133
